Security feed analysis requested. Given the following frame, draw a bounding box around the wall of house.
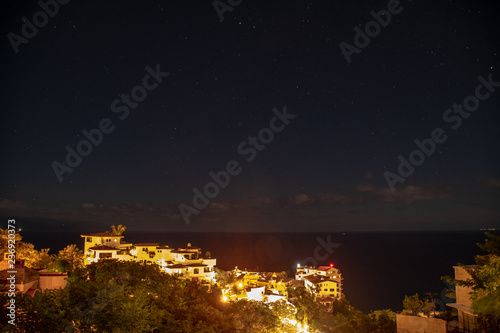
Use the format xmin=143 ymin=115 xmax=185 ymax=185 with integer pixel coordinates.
xmin=83 ymin=236 xmax=121 ymax=253
xmin=316 ymin=281 xmax=339 ymax=298
xmin=18 ymin=280 xmax=38 ymax=292
xmin=454 ymin=266 xmax=474 ymax=308
xmin=39 ymin=274 xmax=68 ymax=290
xmin=396 ymin=314 xmax=447 ymax=333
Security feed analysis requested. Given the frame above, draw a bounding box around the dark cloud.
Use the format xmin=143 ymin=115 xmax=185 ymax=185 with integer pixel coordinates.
xmin=357 ymin=185 xmax=452 ymax=204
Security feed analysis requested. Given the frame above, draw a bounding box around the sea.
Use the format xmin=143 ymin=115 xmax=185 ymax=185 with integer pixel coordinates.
xmin=16 ymin=224 xmax=490 ymax=313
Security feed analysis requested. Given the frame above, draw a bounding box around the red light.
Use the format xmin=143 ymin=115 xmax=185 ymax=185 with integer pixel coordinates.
xmin=330 ymin=263 xmax=334 ymax=267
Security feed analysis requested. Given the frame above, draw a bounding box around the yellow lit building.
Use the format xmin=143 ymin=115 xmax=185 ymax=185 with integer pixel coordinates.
xmin=304 ymin=276 xmax=340 ymax=299
xmin=131 ymin=243 xmax=160 ymax=263
xmin=81 ymin=233 xmax=123 ymax=254
xmin=296 ymin=264 xmax=342 ymax=300
xmin=80 ymin=233 xmax=216 ymax=285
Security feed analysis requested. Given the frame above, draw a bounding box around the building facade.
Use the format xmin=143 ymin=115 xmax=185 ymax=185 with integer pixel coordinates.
xmin=446 ymin=265 xmax=479 ymax=332
xmin=296 ymin=264 xmax=343 ymax=299
xmin=81 ymin=233 xmax=216 ymax=285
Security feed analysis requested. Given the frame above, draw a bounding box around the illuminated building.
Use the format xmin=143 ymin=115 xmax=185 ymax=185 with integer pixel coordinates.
xmin=80 ymin=233 xmax=216 ymax=285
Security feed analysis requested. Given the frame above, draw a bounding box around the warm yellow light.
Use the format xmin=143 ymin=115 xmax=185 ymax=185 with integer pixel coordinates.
xmin=238 ymin=283 xmax=243 ymax=288
xmin=222 ymin=295 xmax=228 ymax=302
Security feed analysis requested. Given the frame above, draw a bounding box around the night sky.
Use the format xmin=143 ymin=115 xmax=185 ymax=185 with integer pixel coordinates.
xmin=1 ymin=0 xmax=499 ymax=232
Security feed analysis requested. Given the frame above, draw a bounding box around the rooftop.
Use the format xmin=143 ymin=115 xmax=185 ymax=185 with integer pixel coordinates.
xmin=89 ymin=245 xmax=119 ymax=251
xmin=304 ymin=275 xmax=336 ymax=285
xmin=185 ymin=263 xmax=207 ymax=267
xmin=317 ymin=266 xmax=335 ymax=271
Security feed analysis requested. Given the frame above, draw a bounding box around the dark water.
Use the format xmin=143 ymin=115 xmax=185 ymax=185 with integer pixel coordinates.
xmin=20 ymin=230 xmax=488 ymax=313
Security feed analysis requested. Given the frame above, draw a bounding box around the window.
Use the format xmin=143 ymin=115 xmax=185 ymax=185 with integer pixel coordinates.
xmin=99 ymin=253 xmax=112 ymax=259
xmin=324 ymin=288 xmax=328 ymax=291
xmin=194 ymin=268 xmax=199 ymax=274
xmin=204 ymin=267 xmax=211 ymax=272
xmin=330 ymin=288 xmax=335 ymax=292
xmin=106 ymin=238 xmax=111 ymax=242
xmin=86 ymin=237 xmax=92 ymax=242
xmin=149 ymin=253 xmax=155 ymax=259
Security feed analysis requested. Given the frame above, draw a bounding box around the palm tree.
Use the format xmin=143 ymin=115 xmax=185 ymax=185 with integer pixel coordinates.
xmin=108 ymin=224 xmax=126 ymax=235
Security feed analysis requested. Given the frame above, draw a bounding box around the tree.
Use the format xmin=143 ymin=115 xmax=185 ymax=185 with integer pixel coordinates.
xmin=54 ymin=244 xmax=84 ymax=273
xmin=61 ymin=259 xmax=247 ymax=332
xmin=352 ymin=309 xmax=397 ymax=333
xmin=0 ymin=228 xmax=22 ymax=259
xmin=423 ymin=292 xmax=438 ymax=317
xmin=403 ymin=293 xmax=423 ymax=316
xmin=230 ymin=300 xmax=280 ymax=332
xmin=19 ymin=244 xmax=54 ymax=269
xmin=455 ymin=232 xmax=500 ymax=331
xmin=270 ymin=299 xmax=299 ymax=333
xmin=477 ymin=232 xmax=500 ymax=256
xmin=421 ymin=299 xmax=436 ymax=317
xmin=370 ymin=309 xmax=397 ymax=333
xmin=108 ymin=224 xmax=126 ymax=235
xmin=288 ymin=286 xmax=320 ymax=328
xmin=215 ymin=267 xmax=236 ymax=289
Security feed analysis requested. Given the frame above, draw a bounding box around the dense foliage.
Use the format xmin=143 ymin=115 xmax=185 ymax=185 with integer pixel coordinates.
xmin=0 ymin=228 xmax=84 ymax=273
xmin=1 ymin=260 xmax=397 ymax=332
xmin=402 ymin=293 xmax=435 ymax=317
xmin=456 ymin=232 xmax=500 ymax=331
